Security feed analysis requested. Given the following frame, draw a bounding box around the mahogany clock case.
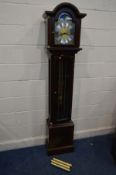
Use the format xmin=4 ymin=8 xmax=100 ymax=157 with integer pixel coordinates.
xmin=43 ymin=3 xmax=86 ymax=155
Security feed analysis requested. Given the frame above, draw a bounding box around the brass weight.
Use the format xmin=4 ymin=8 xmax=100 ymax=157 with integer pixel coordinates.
xmin=51 ymin=158 xmax=72 ymax=172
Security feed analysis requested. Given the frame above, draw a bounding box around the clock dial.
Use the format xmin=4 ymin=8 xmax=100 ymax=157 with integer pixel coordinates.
xmin=55 ymin=12 xmax=75 ymax=45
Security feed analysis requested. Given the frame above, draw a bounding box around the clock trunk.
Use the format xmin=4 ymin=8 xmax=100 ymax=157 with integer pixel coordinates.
xmin=49 ymin=54 xmax=74 ymax=123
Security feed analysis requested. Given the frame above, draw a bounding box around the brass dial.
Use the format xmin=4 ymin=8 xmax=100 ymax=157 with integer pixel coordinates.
xmin=55 ymin=12 xmax=75 ymax=45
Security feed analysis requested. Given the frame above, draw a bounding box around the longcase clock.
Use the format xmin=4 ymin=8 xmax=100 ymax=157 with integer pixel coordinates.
xmin=43 ymin=3 xmax=86 ymax=155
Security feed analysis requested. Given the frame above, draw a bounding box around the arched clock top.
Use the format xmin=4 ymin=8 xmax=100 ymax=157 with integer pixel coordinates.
xmin=43 ymin=3 xmax=86 ymax=52
xmin=43 ymin=2 xmax=86 ymax=19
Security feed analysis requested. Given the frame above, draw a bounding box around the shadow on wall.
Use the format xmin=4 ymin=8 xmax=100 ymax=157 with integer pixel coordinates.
xmin=72 ymin=29 xmax=116 ymax=133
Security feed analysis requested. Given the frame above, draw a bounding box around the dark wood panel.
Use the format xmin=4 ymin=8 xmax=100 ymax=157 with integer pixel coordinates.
xmin=49 ymin=54 xmax=75 ymax=123
xmin=47 ymin=119 xmax=74 ymax=155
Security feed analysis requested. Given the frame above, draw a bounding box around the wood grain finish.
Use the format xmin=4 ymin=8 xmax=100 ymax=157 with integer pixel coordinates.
xmin=47 ymin=119 xmax=74 ymax=155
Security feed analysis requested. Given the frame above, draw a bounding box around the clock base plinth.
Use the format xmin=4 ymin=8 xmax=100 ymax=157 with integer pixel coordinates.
xmin=47 ymin=119 xmax=74 ymax=155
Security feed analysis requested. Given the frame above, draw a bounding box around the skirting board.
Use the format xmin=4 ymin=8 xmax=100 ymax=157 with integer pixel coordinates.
xmin=74 ymin=126 xmax=115 ymax=139
xmin=0 ymin=126 xmax=114 ymax=152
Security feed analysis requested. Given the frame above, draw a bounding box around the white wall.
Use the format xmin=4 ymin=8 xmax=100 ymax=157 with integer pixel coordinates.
xmin=0 ymin=0 xmax=116 ymax=151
